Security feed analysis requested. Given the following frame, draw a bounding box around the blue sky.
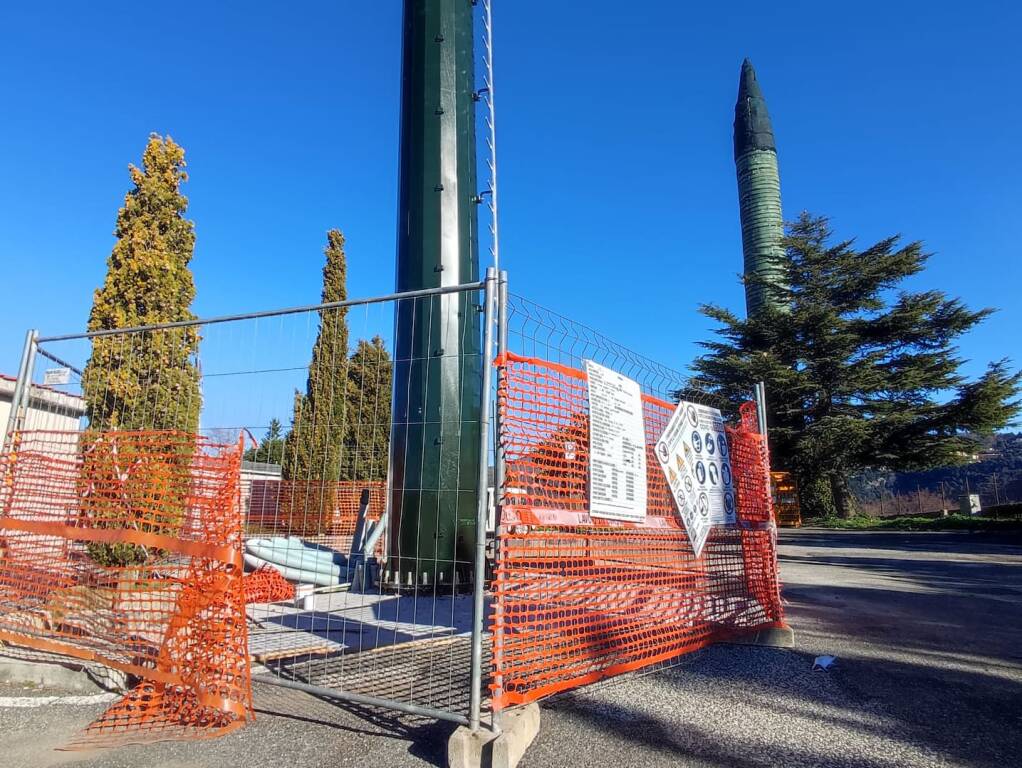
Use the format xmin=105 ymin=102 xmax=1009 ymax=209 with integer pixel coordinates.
xmin=1 ymin=0 xmax=1019 ymax=387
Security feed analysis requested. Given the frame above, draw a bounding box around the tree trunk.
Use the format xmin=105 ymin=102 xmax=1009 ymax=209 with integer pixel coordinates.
xmin=831 ymin=474 xmax=855 ymax=519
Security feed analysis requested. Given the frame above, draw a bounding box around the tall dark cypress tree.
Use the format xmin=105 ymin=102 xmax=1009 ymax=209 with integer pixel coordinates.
xmin=283 ymin=229 xmax=350 ymax=484
xmin=341 ymin=335 xmax=393 ymax=481
xmin=692 ymin=213 xmax=1021 ymax=518
xmin=280 ymin=230 xmax=350 ymax=535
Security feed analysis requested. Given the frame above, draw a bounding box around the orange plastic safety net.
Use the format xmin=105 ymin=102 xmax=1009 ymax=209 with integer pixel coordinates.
xmin=271 ymin=480 xmax=386 ymax=539
xmin=0 ymin=430 xmax=253 ymax=748
xmin=243 ymin=565 xmax=295 ymax=604
xmin=491 ymin=353 xmax=784 ymax=709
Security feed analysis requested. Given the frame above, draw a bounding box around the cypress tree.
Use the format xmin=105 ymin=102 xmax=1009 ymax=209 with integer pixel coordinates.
xmin=82 ymin=134 xmax=201 ymax=433
xmin=691 ymin=212 xmax=1021 ymax=519
xmin=342 ymin=335 xmax=393 ymax=481
xmin=80 ymin=134 xmax=201 ymax=566
xmin=281 ymin=230 xmax=350 ymax=534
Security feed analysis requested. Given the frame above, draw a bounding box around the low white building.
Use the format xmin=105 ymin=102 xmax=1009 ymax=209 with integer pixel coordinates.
xmin=0 ymin=373 xmax=86 ymax=437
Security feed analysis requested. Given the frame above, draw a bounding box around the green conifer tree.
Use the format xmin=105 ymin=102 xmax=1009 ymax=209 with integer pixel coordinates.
xmin=691 ymin=213 xmax=1021 ymax=519
xmin=281 ymin=230 xmax=350 ymax=534
xmin=80 ymin=134 xmax=201 ymax=566
xmin=244 ymin=418 xmax=285 ymax=464
xmin=342 ymin=335 xmax=393 ymax=481
xmin=82 ymin=134 xmax=200 ymax=432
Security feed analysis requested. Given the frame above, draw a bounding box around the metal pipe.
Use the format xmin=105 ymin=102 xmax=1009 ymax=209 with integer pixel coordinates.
xmin=251 ymin=674 xmax=469 ymax=726
xmin=469 ymin=267 xmax=497 ymax=732
xmin=495 ymin=270 xmax=508 ymax=518
xmin=755 ymin=381 xmax=768 ymax=438
xmin=34 ymin=346 xmax=84 ymax=377
xmin=490 ymin=268 xmax=508 ymax=733
xmin=3 ymin=330 xmax=38 ymax=448
xmin=482 ymin=0 xmax=500 ymax=273
xmin=37 ymin=281 xmax=486 ymax=343
xmin=497 ymin=271 xmax=508 ymax=361
xmin=361 ymin=507 xmax=388 ymax=557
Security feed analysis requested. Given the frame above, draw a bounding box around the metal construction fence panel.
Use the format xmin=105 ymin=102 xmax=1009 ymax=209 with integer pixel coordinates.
xmin=488 ymin=296 xmax=785 ymax=711
xmin=0 ymin=278 xmax=496 ymax=744
xmin=1 ymin=276 xmax=785 ymax=745
xmin=0 ymin=429 xmax=253 ymax=748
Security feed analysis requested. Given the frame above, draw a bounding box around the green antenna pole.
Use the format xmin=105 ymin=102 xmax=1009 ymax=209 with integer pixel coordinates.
xmin=388 ymin=0 xmax=481 ymax=587
xmin=734 ymin=59 xmax=787 ymax=316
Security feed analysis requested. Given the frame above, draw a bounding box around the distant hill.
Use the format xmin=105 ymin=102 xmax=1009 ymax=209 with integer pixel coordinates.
xmin=850 ymin=432 xmax=1022 ymax=512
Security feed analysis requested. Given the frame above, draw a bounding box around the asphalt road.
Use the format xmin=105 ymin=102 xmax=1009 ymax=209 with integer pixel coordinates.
xmin=2 ymin=529 xmax=1020 ymax=767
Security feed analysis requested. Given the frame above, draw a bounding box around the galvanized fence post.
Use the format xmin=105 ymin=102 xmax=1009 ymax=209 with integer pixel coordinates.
xmin=495 ymin=270 xmax=508 ymax=521
xmin=3 ymin=329 xmax=39 ymax=448
xmin=469 ymin=267 xmax=497 ymax=732
xmin=489 ymin=269 xmax=508 ymax=729
xmin=754 ymin=381 xmax=768 ymax=440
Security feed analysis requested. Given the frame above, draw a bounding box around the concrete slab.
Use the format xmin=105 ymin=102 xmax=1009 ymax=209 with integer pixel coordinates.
xmin=448 ymin=724 xmax=494 ymax=768
xmin=722 ymin=623 xmax=795 ymax=648
xmin=0 ymin=654 xmax=109 ymax=694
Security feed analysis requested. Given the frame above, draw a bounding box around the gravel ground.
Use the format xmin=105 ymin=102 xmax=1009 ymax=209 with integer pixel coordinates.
xmin=1 ymin=529 xmax=1019 ymax=767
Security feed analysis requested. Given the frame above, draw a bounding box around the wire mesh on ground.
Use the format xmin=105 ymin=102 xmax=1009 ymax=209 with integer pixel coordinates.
xmin=0 ymin=429 xmax=252 ymax=748
xmin=489 ymin=352 xmax=784 ymax=709
xmin=3 ymin=282 xmax=491 ymax=733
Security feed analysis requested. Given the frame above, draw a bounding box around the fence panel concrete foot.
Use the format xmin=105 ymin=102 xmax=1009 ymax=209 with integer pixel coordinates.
xmin=448 ymin=703 xmax=540 ymax=768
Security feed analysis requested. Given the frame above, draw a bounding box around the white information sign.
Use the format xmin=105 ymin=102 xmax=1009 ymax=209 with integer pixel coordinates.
xmin=43 ymin=367 xmax=71 ymax=386
xmin=654 ymin=400 xmax=737 ymax=556
xmin=585 ymin=360 xmax=647 ymax=522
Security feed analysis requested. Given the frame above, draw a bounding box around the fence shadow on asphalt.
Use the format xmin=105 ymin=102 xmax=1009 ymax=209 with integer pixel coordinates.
xmin=780 ymin=530 xmax=1022 ymax=554
xmin=538 ymin=639 xmax=1022 ymax=768
xmin=252 ymin=680 xmax=455 ymax=767
xmin=782 ymin=551 xmax=1022 ymax=604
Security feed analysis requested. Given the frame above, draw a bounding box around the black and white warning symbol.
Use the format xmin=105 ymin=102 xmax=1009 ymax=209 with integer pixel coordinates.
xmin=724 ymin=491 xmax=735 ymax=516
xmin=708 ymin=462 xmax=719 ymax=486
xmin=656 ymin=440 xmax=670 ymax=464
xmin=697 ymin=492 xmax=710 ymax=519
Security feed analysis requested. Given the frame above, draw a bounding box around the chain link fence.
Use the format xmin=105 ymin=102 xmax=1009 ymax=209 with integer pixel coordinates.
xmin=857 ymin=473 xmax=1021 ymax=519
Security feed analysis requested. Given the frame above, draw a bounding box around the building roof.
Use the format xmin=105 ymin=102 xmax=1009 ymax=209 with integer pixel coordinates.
xmin=0 ymin=372 xmax=86 ymax=415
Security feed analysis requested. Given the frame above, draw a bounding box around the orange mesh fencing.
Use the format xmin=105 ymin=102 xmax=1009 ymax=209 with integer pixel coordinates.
xmin=243 ymin=565 xmax=295 ymax=604
xmin=271 ymin=480 xmax=386 ymax=539
xmin=0 ymin=430 xmax=253 ymax=748
xmin=491 ymin=353 xmax=784 ymax=709
xmin=329 ymin=481 xmax=387 ymax=536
